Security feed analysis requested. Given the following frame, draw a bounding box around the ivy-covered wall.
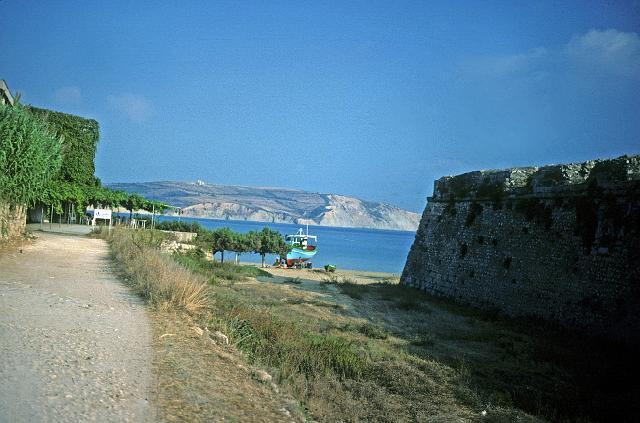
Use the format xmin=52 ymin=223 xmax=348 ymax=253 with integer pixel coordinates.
xmin=28 ymin=106 xmax=99 ymax=186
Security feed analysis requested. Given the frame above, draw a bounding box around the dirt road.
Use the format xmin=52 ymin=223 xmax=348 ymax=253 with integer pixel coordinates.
xmin=0 ymin=232 xmax=154 ymax=422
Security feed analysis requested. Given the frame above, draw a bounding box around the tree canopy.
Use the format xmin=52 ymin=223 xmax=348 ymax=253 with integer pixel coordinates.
xmin=0 ymin=103 xmax=62 ymax=205
xmin=156 ymin=220 xmax=288 ymax=266
xmin=1 ymin=102 xmax=167 ymax=222
xmin=255 ymin=227 xmax=288 ymax=267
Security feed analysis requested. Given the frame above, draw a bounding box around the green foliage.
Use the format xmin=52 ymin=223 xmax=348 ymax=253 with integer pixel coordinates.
xmin=221 ymin=309 xmax=367 ymax=379
xmin=157 ymin=219 xmax=286 ymax=266
xmin=37 ymin=181 xmax=166 ymax=215
xmin=0 ymin=103 xmax=62 ymax=205
xmin=27 ymin=106 xmax=99 ymax=186
xmin=210 ymin=227 xmax=235 ymax=262
xmin=254 ymin=227 xmax=288 ymax=266
xmin=21 ymin=107 xmax=167 ymax=215
xmin=358 ymin=323 xmax=389 ymax=340
xmin=156 ymin=220 xmax=204 ymax=233
xmin=173 ymin=249 xmax=270 ymax=283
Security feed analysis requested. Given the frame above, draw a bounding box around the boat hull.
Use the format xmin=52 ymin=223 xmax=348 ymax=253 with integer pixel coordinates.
xmin=286 ymin=247 xmax=316 ymax=265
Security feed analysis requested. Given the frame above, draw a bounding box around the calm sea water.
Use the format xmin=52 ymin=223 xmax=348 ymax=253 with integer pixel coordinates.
xmin=153 ymin=215 xmax=416 ymax=274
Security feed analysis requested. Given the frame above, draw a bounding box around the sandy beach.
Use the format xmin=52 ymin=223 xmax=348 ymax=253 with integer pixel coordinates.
xmin=242 ymin=261 xmax=401 ymax=285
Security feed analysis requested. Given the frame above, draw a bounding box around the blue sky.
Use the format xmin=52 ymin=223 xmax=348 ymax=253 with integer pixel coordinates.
xmin=1 ymin=1 xmax=639 ymax=211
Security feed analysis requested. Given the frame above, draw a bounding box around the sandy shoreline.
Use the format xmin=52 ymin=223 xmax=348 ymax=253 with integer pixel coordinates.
xmin=240 ymin=261 xmax=400 ymax=285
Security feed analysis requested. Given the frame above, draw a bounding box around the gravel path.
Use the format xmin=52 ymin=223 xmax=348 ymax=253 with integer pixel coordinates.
xmin=0 ymin=232 xmax=155 ymax=422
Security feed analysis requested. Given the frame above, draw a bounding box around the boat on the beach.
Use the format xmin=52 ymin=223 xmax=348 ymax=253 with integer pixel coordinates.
xmin=284 ymin=228 xmax=317 ymax=267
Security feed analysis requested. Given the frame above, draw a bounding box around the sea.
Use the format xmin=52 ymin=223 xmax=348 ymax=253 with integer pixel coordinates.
xmin=153 ymin=215 xmax=416 ymax=274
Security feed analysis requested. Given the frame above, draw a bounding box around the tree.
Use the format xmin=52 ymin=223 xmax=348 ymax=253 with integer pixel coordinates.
xmin=125 ymin=193 xmax=145 ymax=220
xmin=0 ymin=103 xmax=62 ymax=207
xmin=245 ymin=230 xmax=261 ymax=253
xmin=255 ymin=227 xmax=286 ymax=267
xmin=230 ymin=232 xmax=251 ymax=264
xmin=210 ymin=227 xmax=234 ymax=263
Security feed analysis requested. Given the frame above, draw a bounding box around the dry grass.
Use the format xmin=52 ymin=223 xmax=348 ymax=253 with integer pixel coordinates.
xmin=103 ymin=228 xmax=639 ymax=423
xmin=150 ymin=309 xmax=303 ymax=422
xmin=104 ymin=229 xmax=208 ymax=312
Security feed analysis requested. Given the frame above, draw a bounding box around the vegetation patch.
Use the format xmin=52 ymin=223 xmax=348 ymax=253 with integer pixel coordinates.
xmin=28 ymin=106 xmax=99 ymax=186
xmin=103 ymin=227 xmax=640 ymax=422
xmin=283 ymin=297 xmax=343 ymax=310
xmin=336 ymin=278 xmax=369 ymax=300
xmin=1 ymin=103 xmax=61 ymax=240
xmin=173 ymin=249 xmax=271 ymax=282
xmin=358 ymin=323 xmax=389 ymax=340
xmin=103 ymin=229 xmax=208 ymax=311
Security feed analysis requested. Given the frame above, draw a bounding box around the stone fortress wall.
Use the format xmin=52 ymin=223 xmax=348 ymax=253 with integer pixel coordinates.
xmin=401 ymin=155 xmax=640 ymax=343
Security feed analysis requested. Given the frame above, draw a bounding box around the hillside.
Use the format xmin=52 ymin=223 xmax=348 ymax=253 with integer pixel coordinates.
xmin=106 ymin=181 xmax=420 ymax=231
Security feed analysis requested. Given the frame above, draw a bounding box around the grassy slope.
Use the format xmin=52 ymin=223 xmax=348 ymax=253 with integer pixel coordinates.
xmin=104 ymin=228 xmax=638 ymax=423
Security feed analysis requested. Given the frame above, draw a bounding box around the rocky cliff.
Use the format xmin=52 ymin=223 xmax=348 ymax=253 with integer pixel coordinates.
xmin=401 ymin=155 xmax=640 ymax=343
xmin=106 ymin=181 xmax=420 ymax=231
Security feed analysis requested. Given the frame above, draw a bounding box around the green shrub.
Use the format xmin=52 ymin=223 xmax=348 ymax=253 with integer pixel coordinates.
xmin=27 ymin=106 xmax=99 ymax=186
xmin=0 ymin=103 xmax=62 ymax=205
xmin=156 ymin=220 xmax=203 ymax=233
xmin=173 ymin=249 xmax=271 ymax=282
xmin=358 ymin=323 xmax=389 ymax=340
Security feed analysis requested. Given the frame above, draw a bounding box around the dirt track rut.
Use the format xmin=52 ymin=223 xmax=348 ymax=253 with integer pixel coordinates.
xmin=0 ymin=232 xmax=154 ymax=422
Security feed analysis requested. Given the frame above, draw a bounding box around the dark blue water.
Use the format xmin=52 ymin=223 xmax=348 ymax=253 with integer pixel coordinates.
xmin=154 ymin=215 xmax=416 ymax=274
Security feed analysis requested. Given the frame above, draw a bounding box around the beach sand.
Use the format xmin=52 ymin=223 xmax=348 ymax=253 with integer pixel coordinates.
xmin=241 ymin=261 xmax=400 ymax=285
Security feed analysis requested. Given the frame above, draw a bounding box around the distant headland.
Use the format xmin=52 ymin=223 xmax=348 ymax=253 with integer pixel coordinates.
xmin=106 ymin=181 xmax=421 ymax=232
